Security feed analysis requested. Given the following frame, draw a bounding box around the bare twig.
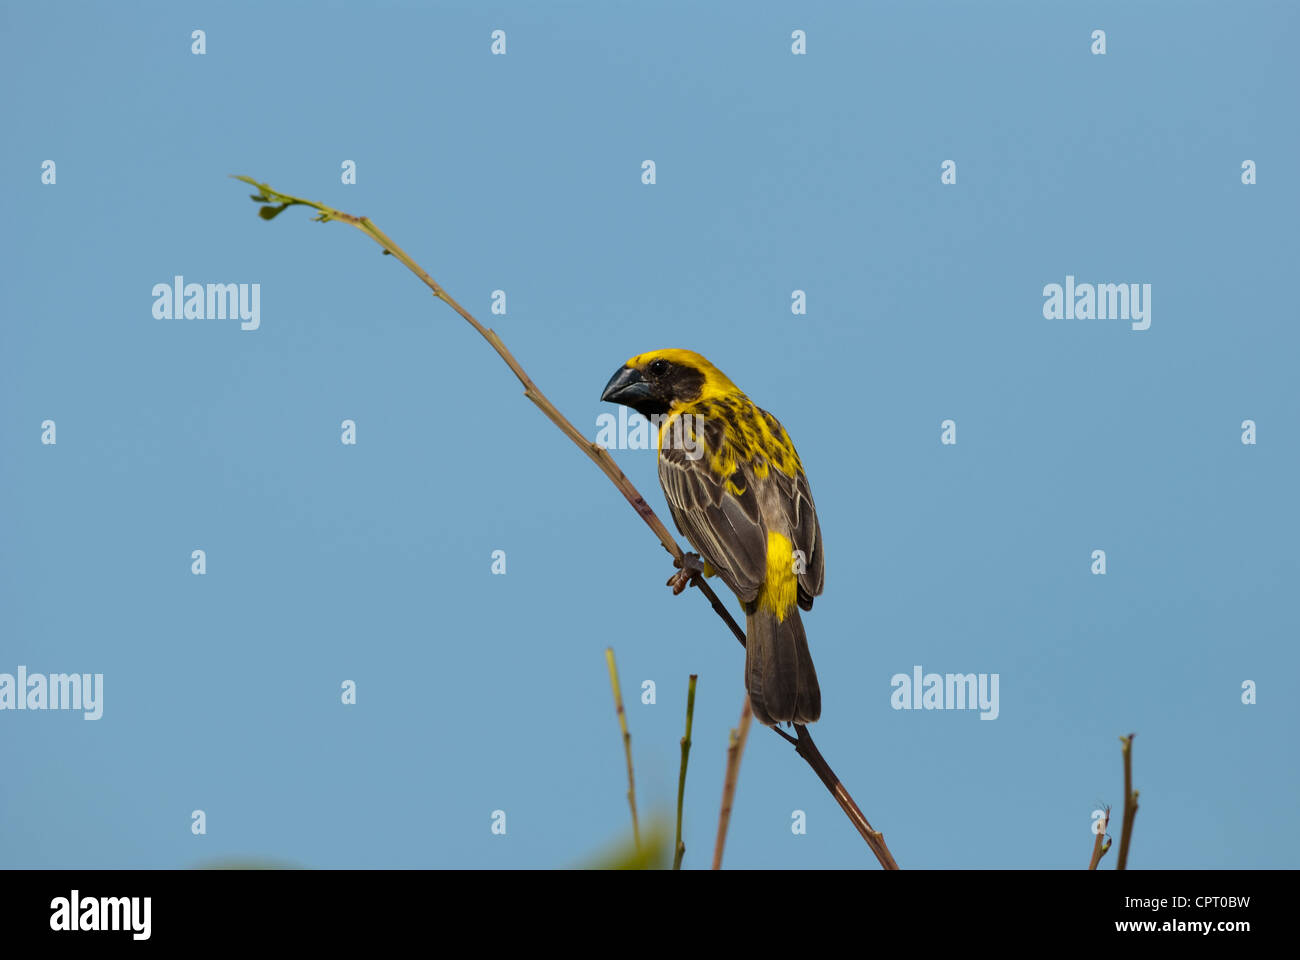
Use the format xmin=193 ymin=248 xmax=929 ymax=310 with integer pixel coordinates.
xmin=234 ymin=178 xmax=893 ymax=865
xmin=712 ymin=695 xmax=754 ymax=869
xmin=1117 ymin=734 xmax=1139 ymax=870
xmin=605 ymin=648 xmax=639 ymax=850
xmin=1088 ymin=805 xmax=1112 ymax=870
xmin=673 ymin=675 xmax=698 ymax=870
xmin=788 ymin=723 xmax=899 ymax=869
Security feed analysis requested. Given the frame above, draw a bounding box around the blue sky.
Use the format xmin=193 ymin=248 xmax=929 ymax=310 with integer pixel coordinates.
xmin=1 ymin=0 xmax=1296 ymax=869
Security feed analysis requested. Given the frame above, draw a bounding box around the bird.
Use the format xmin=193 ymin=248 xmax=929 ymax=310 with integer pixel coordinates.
xmin=600 ymin=349 xmax=824 ymax=725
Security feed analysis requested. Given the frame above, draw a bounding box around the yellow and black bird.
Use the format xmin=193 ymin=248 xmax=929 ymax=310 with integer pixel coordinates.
xmin=601 ymin=349 xmax=824 ymax=725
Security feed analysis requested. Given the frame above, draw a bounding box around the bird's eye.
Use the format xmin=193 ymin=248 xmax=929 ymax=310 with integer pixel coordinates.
xmin=649 ymin=359 xmax=669 ymax=376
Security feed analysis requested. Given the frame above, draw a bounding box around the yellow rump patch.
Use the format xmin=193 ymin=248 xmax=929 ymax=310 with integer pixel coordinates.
xmin=758 ymin=531 xmax=798 ymax=622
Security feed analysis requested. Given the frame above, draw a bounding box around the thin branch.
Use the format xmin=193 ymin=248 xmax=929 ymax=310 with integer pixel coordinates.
xmin=232 ymin=177 xmax=685 ymax=561
xmin=673 ymin=675 xmax=698 ymax=870
xmin=1088 ymin=806 xmax=1111 ymax=870
xmin=712 ymin=695 xmax=753 ymax=869
xmin=605 ymin=648 xmax=639 ymax=850
xmin=234 ymin=178 xmax=893 ymax=866
xmin=1117 ymin=734 xmax=1139 ymax=870
xmin=789 ymin=724 xmax=900 ymax=869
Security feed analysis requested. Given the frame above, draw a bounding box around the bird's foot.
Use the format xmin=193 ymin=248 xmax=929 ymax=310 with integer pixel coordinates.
xmin=666 ymin=552 xmax=706 ymax=595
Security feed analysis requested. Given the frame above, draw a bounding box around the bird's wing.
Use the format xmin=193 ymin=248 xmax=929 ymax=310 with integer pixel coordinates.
xmin=658 ymin=418 xmax=767 ymax=604
xmin=792 ymin=467 xmax=824 ymax=605
xmin=755 ymin=408 xmax=824 ymax=607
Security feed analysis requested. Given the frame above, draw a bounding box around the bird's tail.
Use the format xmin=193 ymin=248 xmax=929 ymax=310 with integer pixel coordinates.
xmin=744 ymin=606 xmax=820 ymax=725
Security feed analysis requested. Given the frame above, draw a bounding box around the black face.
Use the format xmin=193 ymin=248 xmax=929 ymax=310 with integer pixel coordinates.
xmin=601 ymin=357 xmax=705 ymax=419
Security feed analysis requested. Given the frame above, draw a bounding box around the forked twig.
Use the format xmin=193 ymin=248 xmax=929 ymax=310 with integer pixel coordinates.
xmin=1088 ymin=806 xmax=1111 ymax=870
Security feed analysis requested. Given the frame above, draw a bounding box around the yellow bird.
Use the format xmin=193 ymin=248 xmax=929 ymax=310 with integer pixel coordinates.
xmin=602 ymin=349 xmax=824 ymax=724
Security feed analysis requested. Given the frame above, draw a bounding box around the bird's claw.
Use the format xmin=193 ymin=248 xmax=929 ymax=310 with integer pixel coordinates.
xmin=666 ymin=552 xmax=706 ymax=595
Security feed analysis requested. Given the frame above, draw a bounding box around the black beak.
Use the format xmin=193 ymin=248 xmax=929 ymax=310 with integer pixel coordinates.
xmin=601 ymin=366 xmax=653 ymax=405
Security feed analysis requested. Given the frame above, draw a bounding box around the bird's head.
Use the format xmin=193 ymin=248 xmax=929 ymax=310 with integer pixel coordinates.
xmin=600 ymin=349 xmax=737 ymax=418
